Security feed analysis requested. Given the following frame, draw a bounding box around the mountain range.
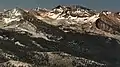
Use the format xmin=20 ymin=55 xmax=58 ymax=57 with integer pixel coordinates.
xmin=0 ymin=5 xmax=120 ymax=67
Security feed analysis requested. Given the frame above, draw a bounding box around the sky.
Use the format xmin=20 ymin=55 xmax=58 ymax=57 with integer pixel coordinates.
xmin=0 ymin=0 xmax=119 ymax=11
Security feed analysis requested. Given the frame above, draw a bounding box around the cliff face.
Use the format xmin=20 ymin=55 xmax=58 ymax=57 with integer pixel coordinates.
xmin=0 ymin=5 xmax=120 ymax=67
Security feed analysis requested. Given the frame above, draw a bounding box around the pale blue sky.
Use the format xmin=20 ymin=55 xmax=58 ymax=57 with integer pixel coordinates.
xmin=0 ymin=0 xmax=119 ymax=11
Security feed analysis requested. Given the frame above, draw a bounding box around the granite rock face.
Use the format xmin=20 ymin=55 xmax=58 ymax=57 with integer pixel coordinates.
xmin=0 ymin=5 xmax=120 ymax=67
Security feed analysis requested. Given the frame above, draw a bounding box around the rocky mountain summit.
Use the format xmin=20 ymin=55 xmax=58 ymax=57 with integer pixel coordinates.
xmin=0 ymin=5 xmax=120 ymax=67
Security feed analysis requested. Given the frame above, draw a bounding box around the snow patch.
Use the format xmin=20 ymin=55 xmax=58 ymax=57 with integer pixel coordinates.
xmin=3 ymin=18 xmax=21 ymax=24
xmin=15 ymin=41 xmax=25 ymax=47
xmin=12 ymin=8 xmax=22 ymax=16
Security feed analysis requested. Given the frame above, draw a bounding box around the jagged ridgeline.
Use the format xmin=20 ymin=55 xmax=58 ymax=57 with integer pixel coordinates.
xmin=0 ymin=5 xmax=120 ymax=67
xmin=52 ymin=5 xmax=96 ymax=17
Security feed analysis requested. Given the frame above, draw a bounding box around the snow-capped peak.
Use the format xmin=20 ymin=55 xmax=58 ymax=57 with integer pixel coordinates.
xmin=3 ymin=7 xmax=25 ymax=17
xmin=52 ymin=5 xmax=96 ymax=17
xmin=0 ymin=7 xmax=27 ymax=24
